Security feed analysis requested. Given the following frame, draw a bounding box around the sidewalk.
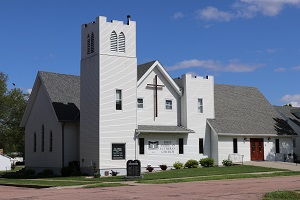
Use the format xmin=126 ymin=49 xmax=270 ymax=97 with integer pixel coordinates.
xmin=244 ymin=161 xmax=300 ymax=171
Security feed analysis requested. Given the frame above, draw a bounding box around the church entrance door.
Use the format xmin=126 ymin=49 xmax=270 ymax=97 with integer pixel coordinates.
xmin=250 ymin=138 xmax=264 ymax=161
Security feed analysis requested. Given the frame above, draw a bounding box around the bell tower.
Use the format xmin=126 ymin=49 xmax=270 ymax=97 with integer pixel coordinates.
xmin=80 ymin=16 xmax=137 ymax=175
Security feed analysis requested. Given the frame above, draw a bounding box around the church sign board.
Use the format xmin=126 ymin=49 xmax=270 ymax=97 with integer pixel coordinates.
xmin=147 ymin=140 xmax=176 ymax=154
xmin=126 ymin=160 xmax=141 ymax=177
xmin=112 ymin=143 xmax=125 ymax=160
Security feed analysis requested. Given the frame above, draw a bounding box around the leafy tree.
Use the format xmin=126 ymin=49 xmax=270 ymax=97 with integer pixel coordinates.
xmin=284 ymin=103 xmax=293 ymax=107
xmin=0 ymin=72 xmax=27 ymax=155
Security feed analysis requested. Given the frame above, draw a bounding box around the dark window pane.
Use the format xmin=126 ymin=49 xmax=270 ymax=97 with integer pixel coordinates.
xmin=199 ymin=138 xmax=204 ymax=154
xmin=179 ymin=138 xmax=184 ymax=154
xmin=139 ymin=138 xmax=144 ymax=154
xmin=233 ymin=138 xmax=238 ymax=153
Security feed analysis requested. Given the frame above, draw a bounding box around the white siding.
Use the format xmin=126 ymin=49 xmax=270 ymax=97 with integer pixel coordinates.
xmin=80 ymin=16 xmax=137 ymax=174
xmin=25 ymin=82 xmax=62 ymax=169
xmin=137 ymin=68 xmax=179 ymax=126
xmin=0 ymin=155 xmax=11 ymax=171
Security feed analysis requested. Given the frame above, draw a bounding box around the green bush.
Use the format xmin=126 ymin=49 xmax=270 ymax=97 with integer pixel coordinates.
xmin=60 ymin=166 xmax=73 ymax=177
xmin=184 ymin=159 xmax=199 ymax=168
xmin=173 ymin=161 xmax=183 ymax=169
xmin=199 ymin=158 xmax=214 ymax=167
xmin=24 ymin=168 xmax=35 ymax=176
xmin=159 ymin=164 xmax=168 ymax=170
xmin=222 ymin=159 xmax=233 ymax=167
xmin=37 ymin=169 xmax=54 ymax=177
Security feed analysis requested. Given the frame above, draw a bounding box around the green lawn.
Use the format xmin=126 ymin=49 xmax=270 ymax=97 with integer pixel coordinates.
xmin=263 ymin=190 xmax=300 ymax=200
xmin=0 ymin=165 xmax=299 ymax=187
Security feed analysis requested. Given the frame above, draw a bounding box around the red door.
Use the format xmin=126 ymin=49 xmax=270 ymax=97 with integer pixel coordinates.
xmin=250 ymin=138 xmax=264 ymax=161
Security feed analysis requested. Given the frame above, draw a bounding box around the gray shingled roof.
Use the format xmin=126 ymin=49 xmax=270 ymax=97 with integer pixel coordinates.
xmin=39 ymin=71 xmax=80 ymax=121
xmin=274 ymin=106 xmax=300 ymax=127
xmin=137 ymin=125 xmax=194 ymax=133
xmin=137 ymin=60 xmax=156 ymax=81
xmin=208 ymin=84 xmax=296 ymax=136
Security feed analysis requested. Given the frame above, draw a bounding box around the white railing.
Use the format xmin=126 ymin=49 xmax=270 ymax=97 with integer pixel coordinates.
xmin=228 ymin=154 xmax=244 ymax=165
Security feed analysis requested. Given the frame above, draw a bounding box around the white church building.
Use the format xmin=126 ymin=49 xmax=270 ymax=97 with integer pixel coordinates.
xmin=20 ymin=16 xmax=299 ymax=175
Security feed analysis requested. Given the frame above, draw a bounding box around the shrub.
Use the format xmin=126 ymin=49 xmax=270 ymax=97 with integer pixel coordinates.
xmin=24 ymin=168 xmax=35 ymax=176
xmin=94 ymin=170 xmax=100 ymax=178
xmin=37 ymin=169 xmax=54 ymax=178
xmin=146 ymin=166 xmax=154 ymax=172
xmin=199 ymin=158 xmax=214 ymax=167
xmin=159 ymin=164 xmax=168 ymax=170
xmin=184 ymin=159 xmax=199 ymax=168
xmin=222 ymin=159 xmax=233 ymax=167
xmin=60 ymin=166 xmax=73 ymax=177
xmin=173 ymin=161 xmax=183 ymax=169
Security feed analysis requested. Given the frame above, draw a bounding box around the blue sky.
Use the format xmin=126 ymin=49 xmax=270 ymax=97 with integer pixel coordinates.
xmin=0 ymin=0 xmax=299 ymax=106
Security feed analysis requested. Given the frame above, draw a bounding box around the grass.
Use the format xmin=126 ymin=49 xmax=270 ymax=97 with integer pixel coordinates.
xmin=263 ymin=190 xmax=300 ymax=200
xmin=139 ymin=165 xmax=285 ymax=181
xmin=0 ymin=165 xmax=299 ymax=188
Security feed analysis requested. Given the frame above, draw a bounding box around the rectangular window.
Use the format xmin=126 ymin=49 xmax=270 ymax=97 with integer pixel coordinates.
xmin=112 ymin=143 xmax=126 ymax=160
xmin=137 ymin=98 xmax=143 ymax=109
xmin=233 ymin=138 xmax=238 ymax=153
xmin=293 ymin=138 xmax=296 ymax=148
xmin=116 ymin=89 xmax=122 ymax=110
xmin=198 ymin=98 xmax=203 ymax=113
xmin=49 ymin=131 xmax=53 ymax=152
xmin=275 ymin=139 xmax=280 ymax=153
xmin=41 ymin=131 xmax=44 ymax=152
xmin=139 ymin=138 xmax=144 ymax=154
xmin=166 ymin=100 xmax=172 ymax=110
xmin=34 ymin=133 xmax=36 ymax=152
xmin=179 ymin=138 xmax=184 ymax=154
xmin=199 ymin=138 xmax=204 ymax=154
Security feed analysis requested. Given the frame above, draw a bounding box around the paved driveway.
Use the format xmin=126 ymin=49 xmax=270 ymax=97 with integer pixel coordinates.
xmin=1 ymin=175 xmax=300 ymax=200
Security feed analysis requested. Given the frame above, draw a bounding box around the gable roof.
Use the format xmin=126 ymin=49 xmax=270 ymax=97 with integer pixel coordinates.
xmin=207 ymin=84 xmax=296 ymax=136
xmin=137 ymin=60 xmax=182 ymax=96
xmin=274 ymin=106 xmax=300 ymax=127
xmin=137 ymin=60 xmax=156 ymax=81
xmin=20 ymin=71 xmax=80 ymax=127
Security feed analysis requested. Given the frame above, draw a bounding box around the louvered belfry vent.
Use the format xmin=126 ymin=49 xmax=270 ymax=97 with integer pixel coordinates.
xmin=118 ymin=32 xmax=125 ymax=53
xmin=87 ymin=34 xmax=91 ymax=54
xmin=91 ymin=32 xmax=95 ymax=53
xmin=110 ymin=31 xmax=118 ymax=52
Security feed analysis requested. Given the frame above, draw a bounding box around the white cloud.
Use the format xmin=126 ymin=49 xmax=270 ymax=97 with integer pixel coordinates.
xmin=281 ymin=94 xmax=300 ymax=107
xmin=166 ymin=59 xmax=261 ymax=72
xmin=197 ymin=6 xmax=234 ymax=22
xmin=292 ymin=66 xmax=300 ymax=70
xmin=26 ymin=88 xmax=32 ymax=94
xmin=197 ymin=0 xmax=300 ymax=22
xmin=172 ymin=12 xmax=184 ymax=19
xmin=274 ymin=67 xmax=286 ymax=72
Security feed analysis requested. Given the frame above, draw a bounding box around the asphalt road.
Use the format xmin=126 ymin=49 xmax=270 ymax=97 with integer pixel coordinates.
xmin=1 ymin=175 xmax=300 ymax=200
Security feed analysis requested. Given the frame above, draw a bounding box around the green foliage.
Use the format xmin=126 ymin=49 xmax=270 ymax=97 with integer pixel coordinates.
xmin=159 ymin=164 xmax=167 ymax=170
xmin=37 ymin=169 xmax=54 ymax=178
xmin=184 ymin=159 xmax=199 ymax=168
xmin=199 ymin=158 xmax=214 ymax=167
xmin=94 ymin=171 xmax=100 ymax=178
xmin=263 ymin=190 xmax=300 ymax=200
xmin=24 ymin=168 xmax=35 ymax=176
xmin=0 ymin=71 xmax=27 ymax=155
xmin=60 ymin=166 xmax=73 ymax=177
xmin=173 ymin=161 xmax=183 ymax=169
xmin=222 ymin=159 xmax=233 ymax=167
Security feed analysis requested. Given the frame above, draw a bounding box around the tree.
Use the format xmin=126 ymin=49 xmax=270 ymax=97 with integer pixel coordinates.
xmin=284 ymin=103 xmax=293 ymax=107
xmin=0 ymin=72 xmax=27 ymax=155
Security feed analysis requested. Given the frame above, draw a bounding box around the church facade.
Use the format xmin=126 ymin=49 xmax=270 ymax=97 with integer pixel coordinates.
xmin=20 ymin=16 xmax=298 ymax=175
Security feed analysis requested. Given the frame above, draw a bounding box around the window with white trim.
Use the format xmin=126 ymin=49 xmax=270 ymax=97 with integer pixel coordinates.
xmin=165 ymin=100 xmax=172 ymax=110
xmin=137 ymin=98 xmax=143 ymax=108
xmin=198 ymin=98 xmax=203 ymax=113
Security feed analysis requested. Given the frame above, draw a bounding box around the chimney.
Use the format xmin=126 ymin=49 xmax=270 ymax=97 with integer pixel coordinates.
xmin=127 ymin=15 xmax=131 ymax=25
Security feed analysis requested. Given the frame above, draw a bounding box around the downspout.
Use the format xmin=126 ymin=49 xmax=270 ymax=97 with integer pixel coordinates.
xmin=62 ymin=122 xmax=65 ymax=168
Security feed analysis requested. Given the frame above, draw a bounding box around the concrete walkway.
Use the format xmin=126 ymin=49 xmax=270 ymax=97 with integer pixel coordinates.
xmin=244 ymin=161 xmax=300 ymax=171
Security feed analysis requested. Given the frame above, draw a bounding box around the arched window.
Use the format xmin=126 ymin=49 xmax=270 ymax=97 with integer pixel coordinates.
xmin=34 ymin=132 xmax=36 ymax=152
xmin=49 ymin=131 xmax=53 ymax=152
xmin=91 ymin=32 xmax=94 ymax=54
xmin=87 ymin=34 xmax=91 ymax=54
xmin=118 ymin=32 xmax=125 ymax=53
xmin=41 ymin=125 xmax=44 ymax=152
xmin=110 ymin=31 xmax=118 ymax=52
